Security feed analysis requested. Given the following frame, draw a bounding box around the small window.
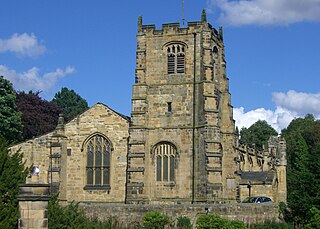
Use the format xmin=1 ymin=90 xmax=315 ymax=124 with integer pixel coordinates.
xmin=167 ymin=102 xmax=172 ymax=112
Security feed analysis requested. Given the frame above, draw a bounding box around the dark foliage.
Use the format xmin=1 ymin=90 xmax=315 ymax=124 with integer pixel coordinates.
xmin=177 ymin=215 xmax=192 ymax=229
xmin=51 ymin=87 xmax=88 ymax=122
xmin=282 ymin=114 xmax=320 ymax=226
xmin=16 ymin=91 xmax=61 ymax=140
xmin=142 ymin=211 xmax=170 ymax=229
xmin=0 ymin=135 xmax=28 ymax=228
xmin=240 ymin=120 xmax=278 ymax=150
xmin=48 ymin=195 xmax=123 ymax=228
xmin=0 ymin=76 xmax=23 ymax=143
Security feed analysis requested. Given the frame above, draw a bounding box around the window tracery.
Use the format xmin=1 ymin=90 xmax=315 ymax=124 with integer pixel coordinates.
xmin=154 ymin=142 xmax=177 ymax=183
xmin=166 ymin=44 xmax=185 ymax=74
xmin=84 ymin=134 xmax=111 ymax=190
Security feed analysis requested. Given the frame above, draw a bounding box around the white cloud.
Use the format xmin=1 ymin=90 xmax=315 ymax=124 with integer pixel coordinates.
xmin=207 ymin=0 xmax=320 ymax=26
xmin=234 ymin=106 xmax=296 ymax=132
xmin=0 ymin=33 xmax=46 ymax=57
xmin=0 ymin=65 xmax=75 ymax=93
xmin=272 ymin=90 xmax=320 ymax=117
xmin=233 ymin=90 xmax=320 ymax=132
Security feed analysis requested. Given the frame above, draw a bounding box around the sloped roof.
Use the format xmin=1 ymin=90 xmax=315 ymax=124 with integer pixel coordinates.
xmin=83 ymin=102 xmax=130 ymax=121
xmin=240 ymin=171 xmax=275 ymax=184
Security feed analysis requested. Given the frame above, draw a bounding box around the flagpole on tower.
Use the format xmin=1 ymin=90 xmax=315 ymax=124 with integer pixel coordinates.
xmin=182 ymin=0 xmax=185 ymax=27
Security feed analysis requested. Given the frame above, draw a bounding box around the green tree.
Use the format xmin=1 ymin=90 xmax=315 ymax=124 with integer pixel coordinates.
xmin=51 ymin=87 xmax=88 ymax=122
xmin=240 ymin=120 xmax=278 ymax=150
xmin=16 ymin=91 xmax=61 ymax=140
xmin=0 ymin=76 xmax=23 ymax=143
xmin=0 ymin=135 xmax=28 ymax=228
xmin=282 ymin=114 xmax=320 ymax=225
xmin=305 ymin=207 xmax=320 ymax=229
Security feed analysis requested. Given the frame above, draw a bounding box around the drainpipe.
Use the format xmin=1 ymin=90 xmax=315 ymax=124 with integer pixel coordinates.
xmin=125 ymin=136 xmax=130 ymax=204
xmin=192 ymin=32 xmax=197 ymax=203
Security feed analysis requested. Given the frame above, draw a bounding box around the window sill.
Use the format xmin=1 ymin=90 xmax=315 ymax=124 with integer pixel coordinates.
xmin=157 ymin=182 xmax=175 ymax=187
xmin=84 ymin=185 xmax=111 ymax=191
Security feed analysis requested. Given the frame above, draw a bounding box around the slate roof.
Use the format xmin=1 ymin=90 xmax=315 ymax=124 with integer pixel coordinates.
xmin=240 ymin=171 xmax=275 ymax=184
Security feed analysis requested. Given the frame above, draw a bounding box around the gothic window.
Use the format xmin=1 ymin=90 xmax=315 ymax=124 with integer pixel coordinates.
xmin=84 ymin=134 xmax=111 ymax=190
xmin=167 ymin=44 xmax=185 ymax=74
xmin=154 ymin=142 xmax=177 ymax=182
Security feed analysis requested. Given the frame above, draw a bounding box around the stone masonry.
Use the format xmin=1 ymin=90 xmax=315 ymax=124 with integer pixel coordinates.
xmin=12 ymin=10 xmax=286 ymax=220
xmin=18 ymin=176 xmax=50 ymax=229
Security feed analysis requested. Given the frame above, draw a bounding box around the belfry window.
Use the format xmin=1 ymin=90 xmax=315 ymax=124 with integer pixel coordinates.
xmin=154 ymin=142 xmax=177 ymax=182
xmin=167 ymin=44 xmax=185 ymax=74
xmin=84 ymin=134 xmax=111 ymax=190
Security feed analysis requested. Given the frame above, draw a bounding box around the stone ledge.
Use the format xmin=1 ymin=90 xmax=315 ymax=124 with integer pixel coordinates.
xmin=17 ymin=195 xmax=50 ymax=201
xmin=84 ymin=185 xmax=111 ymax=191
xmin=128 ymin=153 xmax=145 ymax=158
xmin=206 ymin=152 xmax=222 ymax=157
xmin=127 ymin=167 xmax=145 ymax=173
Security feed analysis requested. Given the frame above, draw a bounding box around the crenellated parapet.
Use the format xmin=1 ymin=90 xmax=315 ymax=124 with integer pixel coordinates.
xmin=236 ymin=136 xmax=286 ymax=173
xmin=137 ymin=17 xmax=221 ymax=42
xmin=236 ymin=136 xmax=287 ymax=202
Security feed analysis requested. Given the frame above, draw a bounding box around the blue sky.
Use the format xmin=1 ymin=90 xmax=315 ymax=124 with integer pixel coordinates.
xmin=1 ymin=0 xmax=320 ymax=132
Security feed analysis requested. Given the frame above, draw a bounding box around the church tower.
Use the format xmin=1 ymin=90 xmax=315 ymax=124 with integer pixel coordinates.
xmin=127 ymin=11 xmax=237 ymax=203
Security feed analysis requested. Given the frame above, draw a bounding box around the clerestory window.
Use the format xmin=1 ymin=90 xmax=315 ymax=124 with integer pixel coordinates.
xmin=84 ymin=134 xmax=111 ymax=190
xmin=154 ymin=142 xmax=177 ymax=182
xmin=167 ymin=44 xmax=185 ymax=74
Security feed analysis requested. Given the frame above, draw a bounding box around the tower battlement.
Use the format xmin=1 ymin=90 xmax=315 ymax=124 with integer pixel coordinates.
xmin=139 ymin=19 xmax=221 ymax=41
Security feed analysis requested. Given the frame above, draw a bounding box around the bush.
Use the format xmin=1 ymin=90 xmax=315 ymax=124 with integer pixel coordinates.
xmin=250 ymin=221 xmax=294 ymax=229
xmin=304 ymin=207 xmax=320 ymax=229
xmin=143 ymin=211 xmax=170 ymax=229
xmin=177 ymin=216 xmax=192 ymax=229
xmin=48 ymin=195 xmax=122 ymax=229
xmin=196 ymin=214 xmax=247 ymax=229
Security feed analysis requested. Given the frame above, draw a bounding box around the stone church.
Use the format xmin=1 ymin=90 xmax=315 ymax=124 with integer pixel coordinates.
xmin=11 ymin=12 xmax=287 ymax=205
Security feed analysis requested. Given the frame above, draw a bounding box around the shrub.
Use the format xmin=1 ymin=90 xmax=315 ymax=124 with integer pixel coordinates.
xmin=143 ymin=211 xmax=170 ymax=229
xmin=305 ymin=207 xmax=320 ymax=229
xmin=250 ymin=221 xmax=294 ymax=229
xmin=177 ymin=216 xmax=192 ymax=229
xmin=196 ymin=214 xmax=247 ymax=229
xmin=48 ymin=195 xmax=122 ymax=229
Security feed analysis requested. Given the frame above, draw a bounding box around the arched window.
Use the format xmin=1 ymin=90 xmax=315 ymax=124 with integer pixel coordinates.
xmin=84 ymin=134 xmax=111 ymax=190
xmin=154 ymin=142 xmax=177 ymax=182
xmin=166 ymin=44 xmax=185 ymax=74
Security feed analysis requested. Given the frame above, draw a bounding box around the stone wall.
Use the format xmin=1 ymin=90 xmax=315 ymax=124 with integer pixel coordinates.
xmin=18 ymin=180 xmax=50 ymax=229
xmin=62 ymin=103 xmax=129 ymax=203
xmin=80 ymin=202 xmax=280 ymax=227
xmin=11 ymin=103 xmax=130 ymax=204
